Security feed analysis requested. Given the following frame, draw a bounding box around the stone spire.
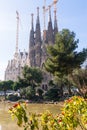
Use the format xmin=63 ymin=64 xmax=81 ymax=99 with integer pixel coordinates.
xmin=34 ymin=7 xmax=42 ymax=67
xmin=31 ymin=13 xmax=34 ymax=30
xmin=29 ymin=13 xmax=34 ymax=47
xmin=29 ymin=13 xmax=35 ymax=67
xmin=48 ymin=6 xmax=51 ymax=23
xmin=54 ymin=10 xmax=58 ymax=40
xmin=47 ymin=6 xmax=54 ymax=44
xmin=35 ymin=7 xmax=41 ymax=43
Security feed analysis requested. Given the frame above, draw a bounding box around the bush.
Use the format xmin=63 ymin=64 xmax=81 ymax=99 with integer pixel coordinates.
xmin=36 ymin=88 xmax=43 ymax=97
xmin=9 ymin=96 xmax=87 ymax=130
xmin=20 ymin=86 xmax=35 ymax=100
xmin=7 ymin=94 xmax=20 ymax=101
xmin=44 ymin=88 xmax=60 ymax=101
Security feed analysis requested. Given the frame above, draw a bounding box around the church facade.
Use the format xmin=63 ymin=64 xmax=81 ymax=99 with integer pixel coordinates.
xmin=5 ymin=6 xmax=58 ymax=89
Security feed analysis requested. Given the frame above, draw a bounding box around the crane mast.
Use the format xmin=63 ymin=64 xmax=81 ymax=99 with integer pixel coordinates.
xmin=43 ymin=0 xmax=58 ymax=41
xmin=14 ymin=11 xmax=19 ymax=61
xmin=43 ymin=0 xmax=47 ymax=41
xmin=43 ymin=0 xmax=46 ymax=30
xmin=16 ymin=11 xmax=19 ymax=55
xmin=53 ymin=0 xmax=58 ymax=23
xmin=53 ymin=0 xmax=58 ymax=11
xmin=43 ymin=0 xmax=58 ymax=30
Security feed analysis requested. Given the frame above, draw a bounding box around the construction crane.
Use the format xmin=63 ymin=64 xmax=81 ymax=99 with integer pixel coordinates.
xmin=43 ymin=0 xmax=58 ymax=30
xmin=53 ymin=0 xmax=58 ymax=11
xmin=14 ymin=11 xmax=19 ymax=61
xmin=43 ymin=0 xmax=58 ymax=41
xmin=43 ymin=0 xmax=46 ymax=31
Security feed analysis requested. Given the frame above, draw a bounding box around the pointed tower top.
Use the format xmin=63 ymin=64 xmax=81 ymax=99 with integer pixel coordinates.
xmin=54 ymin=10 xmax=58 ymax=29
xmin=35 ymin=6 xmax=41 ymax=43
xmin=29 ymin=13 xmax=35 ymax=48
xmin=37 ymin=7 xmax=39 ymax=15
xmin=48 ymin=5 xmax=51 ymax=22
xmin=31 ymin=13 xmax=34 ymax=30
xmin=36 ymin=7 xmax=39 ymax=24
xmin=47 ymin=5 xmax=53 ymax=43
xmin=54 ymin=5 xmax=58 ymax=40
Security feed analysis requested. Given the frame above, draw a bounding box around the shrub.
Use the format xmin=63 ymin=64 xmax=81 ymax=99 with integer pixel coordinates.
xmin=20 ymin=86 xmax=35 ymax=100
xmin=7 ymin=94 xmax=20 ymax=101
xmin=9 ymin=96 xmax=87 ymax=130
xmin=44 ymin=88 xmax=60 ymax=101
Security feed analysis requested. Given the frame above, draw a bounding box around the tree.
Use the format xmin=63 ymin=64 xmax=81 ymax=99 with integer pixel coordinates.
xmin=18 ymin=65 xmax=43 ymax=88
xmin=44 ymin=88 xmax=61 ymax=101
xmin=20 ymin=86 xmax=35 ymax=100
xmin=12 ymin=81 xmax=25 ymax=91
xmin=0 ymin=80 xmax=14 ymax=99
xmin=36 ymin=88 xmax=44 ymax=97
xmin=69 ymin=68 xmax=87 ymax=97
xmin=44 ymin=29 xmax=87 ymax=95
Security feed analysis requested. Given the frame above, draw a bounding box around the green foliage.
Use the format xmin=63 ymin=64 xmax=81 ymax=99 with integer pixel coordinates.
xmin=0 ymin=80 xmax=14 ymax=91
xmin=69 ymin=68 xmax=87 ymax=97
xmin=9 ymin=96 xmax=87 ymax=130
xmin=61 ymin=96 xmax=87 ymax=129
xmin=12 ymin=81 xmax=22 ymax=91
xmin=0 ymin=80 xmax=14 ymax=99
xmin=20 ymin=86 xmax=35 ymax=100
xmin=44 ymin=88 xmax=60 ymax=101
xmin=45 ymin=29 xmax=87 ymax=78
xmin=25 ymin=87 xmax=35 ymax=100
xmin=44 ymin=29 xmax=87 ymax=95
xmin=18 ymin=66 xmax=43 ymax=88
xmin=9 ymin=102 xmax=28 ymax=128
xmin=36 ymin=88 xmax=44 ymax=97
xmin=7 ymin=94 xmax=20 ymax=101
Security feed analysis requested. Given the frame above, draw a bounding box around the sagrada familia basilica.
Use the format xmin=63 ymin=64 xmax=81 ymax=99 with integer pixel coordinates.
xmin=5 ymin=0 xmax=58 ymax=89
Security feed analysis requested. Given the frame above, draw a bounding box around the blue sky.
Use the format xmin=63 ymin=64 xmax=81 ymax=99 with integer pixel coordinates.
xmin=0 ymin=0 xmax=87 ymax=80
